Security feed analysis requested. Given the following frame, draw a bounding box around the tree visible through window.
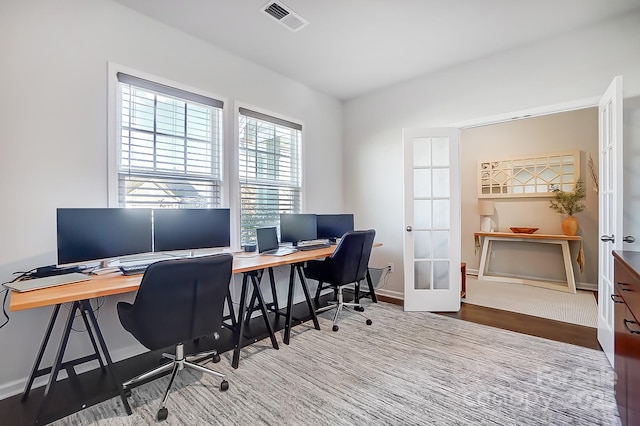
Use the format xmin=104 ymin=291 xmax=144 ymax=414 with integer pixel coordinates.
xmin=238 ymin=108 xmax=302 ymax=244
xmin=117 ymin=73 xmax=223 ymax=208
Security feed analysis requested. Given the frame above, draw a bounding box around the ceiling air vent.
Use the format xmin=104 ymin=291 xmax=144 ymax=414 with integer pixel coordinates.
xmin=261 ymin=1 xmax=309 ymax=32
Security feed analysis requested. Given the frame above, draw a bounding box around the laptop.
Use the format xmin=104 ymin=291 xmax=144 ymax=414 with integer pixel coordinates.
xmin=256 ymin=227 xmax=297 ymax=256
xmin=4 ymin=272 xmax=91 ymax=293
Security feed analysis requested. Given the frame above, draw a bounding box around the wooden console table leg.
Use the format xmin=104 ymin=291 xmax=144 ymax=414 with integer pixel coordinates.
xmin=477 ymin=237 xmax=491 ymax=280
xmin=561 ymin=240 xmax=577 ymax=293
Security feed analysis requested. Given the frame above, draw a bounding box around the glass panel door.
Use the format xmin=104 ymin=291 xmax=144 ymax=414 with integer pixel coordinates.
xmin=403 ymin=128 xmax=460 ymax=311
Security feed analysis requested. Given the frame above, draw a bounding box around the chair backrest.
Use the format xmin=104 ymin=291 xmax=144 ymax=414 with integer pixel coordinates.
xmin=328 ymin=229 xmax=376 ymax=286
xmin=120 ymin=254 xmax=233 ymax=350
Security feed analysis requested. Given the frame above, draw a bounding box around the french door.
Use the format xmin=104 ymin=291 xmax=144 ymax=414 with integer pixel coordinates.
xmin=598 ymin=76 xmax=623 ymax=367
xmin=403 ymin=128 xmax=461 ymax=311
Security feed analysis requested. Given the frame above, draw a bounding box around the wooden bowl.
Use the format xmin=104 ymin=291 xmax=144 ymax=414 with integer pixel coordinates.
xmin=510 ymin=227 xmax=539 ymax=234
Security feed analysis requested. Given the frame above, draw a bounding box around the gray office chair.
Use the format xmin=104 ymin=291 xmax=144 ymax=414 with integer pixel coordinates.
xmin=117 ymin=254 xmax=232 ymax=421
xmin=303 ymin=229 xmax=376 ymax=331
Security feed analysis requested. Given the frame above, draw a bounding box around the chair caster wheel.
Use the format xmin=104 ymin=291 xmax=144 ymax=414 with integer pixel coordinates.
xmin=157 ymin=407 xmax=168 ymax=421
xmin=366 ymin=319 xmax=372 ymax=325
xmin=124 ymin=389 xmax=132 ymax=398
xmin=332 ymin=325 xmax=339 ymax=332
xmin=354 ymin=306 xmax=364 ymax=312
xmin=212 ymin=353 xmax=221 ymax=363
xmin=220 ymin=380 xmax=229 ymax=391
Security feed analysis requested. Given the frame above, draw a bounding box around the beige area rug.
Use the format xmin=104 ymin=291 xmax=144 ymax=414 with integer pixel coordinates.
xmin=464 ymin=276 xmax=598 ymax=328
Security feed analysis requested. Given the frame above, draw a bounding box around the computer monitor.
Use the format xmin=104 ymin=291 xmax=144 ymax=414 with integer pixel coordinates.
xmin=316 ymin=214 xmax=355 ymax=240
xmin=57 ymin=208 xmax=153 ymax=266
xmin=153 ymin=208 xmax=230 ymax=252
xmin=280 ymin=213 xmax=317 ymax=246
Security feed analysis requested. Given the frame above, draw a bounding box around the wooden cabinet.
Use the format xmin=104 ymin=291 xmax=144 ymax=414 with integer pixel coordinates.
xmin=613 ymin=251 xmax=640 ymax=426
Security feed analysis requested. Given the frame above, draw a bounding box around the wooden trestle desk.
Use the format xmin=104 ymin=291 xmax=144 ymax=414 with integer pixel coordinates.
xmin=9 ymin=244 xmax=379 ymax=424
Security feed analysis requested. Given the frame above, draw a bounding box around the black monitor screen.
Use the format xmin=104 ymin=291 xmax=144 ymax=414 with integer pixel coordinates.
xmin=153 ymin=208 xmax=230 ymax=252
xmin=317 ymin=214 xmax=355 ymax=239
xmin=280 ymin=214 xmax=317 ymax=246
xmin=256 ymin=227 xmax=279 ymax=253
xmin=57 ymin=208 xmax=153 ymax=265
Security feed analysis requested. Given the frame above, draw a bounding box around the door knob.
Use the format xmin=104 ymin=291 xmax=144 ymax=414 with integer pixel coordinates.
xmin=600 ymin=234 xmax=615 ymax=243
xmin=623 ymin=235 xmax=636 ymax=243
xmin=406 ymin=226 xmax=413 ymax=232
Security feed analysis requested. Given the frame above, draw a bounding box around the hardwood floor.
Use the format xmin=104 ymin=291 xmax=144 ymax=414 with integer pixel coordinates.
xmin=378 ymin=291 xmax=601 ymax=351
xmin=438 ymin=302 xmax=600 ymax=350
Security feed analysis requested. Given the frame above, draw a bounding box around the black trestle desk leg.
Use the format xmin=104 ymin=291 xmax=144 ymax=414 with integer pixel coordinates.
xmin=366 ymin=270 xmax=378 ymax=303
xmin=82 ymin=300 xmax=132 ymax=416
xmin=79 ymin=306 xmax=106 ymax=373
xmin=232 ymin=274 xmax=250 ymax=369
xmin=225 ymin=287 xmax=237 ymax=328
xmin=250 ymin=274 xmax=279 ymax=350
xmin=243 ymin=285 xmax=258 ymax=329
xmin=283 ymin=266 xmax=296 ymax=345
xmin=268 ymin=267 xmax=279 ymax=312
xmin=295 ymin=264 xmax=320 ymax=331
xmin=35 ymin=301 xmax=80 ymax=424
xmin=22 ymin=304 xmax=61 ymax=402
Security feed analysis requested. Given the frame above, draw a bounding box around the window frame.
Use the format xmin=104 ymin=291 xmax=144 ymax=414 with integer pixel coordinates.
xmin=234 ymin=103 xmax=304 ymax=246
xmin=107 ymin=63 xmax=229 ymax=209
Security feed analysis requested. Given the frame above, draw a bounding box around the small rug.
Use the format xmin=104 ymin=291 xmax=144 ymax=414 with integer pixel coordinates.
xmin=464 ymin=276 xmax=598 ymax=328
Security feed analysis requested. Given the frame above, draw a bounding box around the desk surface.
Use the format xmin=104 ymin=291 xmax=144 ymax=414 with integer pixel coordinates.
xmin=10 ymin=244 xmax=380 ymax=312
xmin=474 ymin=231 xmax=582 ymax=241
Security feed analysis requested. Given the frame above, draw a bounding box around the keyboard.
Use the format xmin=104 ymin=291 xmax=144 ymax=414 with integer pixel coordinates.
xmin=119 ymin=264 xmax=150 ymax=276
xmin=297 ymin=242 xmax=331 ymax=251
xmin=118 ymin=255 xmax=177 ymax=275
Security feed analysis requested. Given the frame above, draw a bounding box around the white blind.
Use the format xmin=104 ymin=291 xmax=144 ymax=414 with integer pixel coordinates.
xmin=117 ymin=73 xmax=223 ymax=208
xmin=239 ymin=108 xmax=302 ymax=244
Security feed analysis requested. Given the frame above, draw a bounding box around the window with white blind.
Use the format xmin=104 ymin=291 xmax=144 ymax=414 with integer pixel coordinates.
xmin=116 ymin=73 xmax=223 ymax=208
xmin=238 ymin=108 xmax=302 ymax=244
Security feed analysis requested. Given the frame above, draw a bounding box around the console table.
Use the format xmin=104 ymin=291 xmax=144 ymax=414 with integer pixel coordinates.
xmin=474 ymin=231 xmax=583 ymax=293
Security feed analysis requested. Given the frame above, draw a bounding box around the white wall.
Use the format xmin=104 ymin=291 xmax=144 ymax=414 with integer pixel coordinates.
xmin=0 ymin=0 xmax=343 ymax=397
xmin=344 ymin=11 xmax=640 ymax=299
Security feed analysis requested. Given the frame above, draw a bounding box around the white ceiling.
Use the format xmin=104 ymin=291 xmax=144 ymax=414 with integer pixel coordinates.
xmin=112 ymin=0 xmax=640 ymax=100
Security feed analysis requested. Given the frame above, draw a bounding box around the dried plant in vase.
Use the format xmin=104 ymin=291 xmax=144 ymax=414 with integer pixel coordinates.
xmin=549 ymin=178 xmax=586 ymax=236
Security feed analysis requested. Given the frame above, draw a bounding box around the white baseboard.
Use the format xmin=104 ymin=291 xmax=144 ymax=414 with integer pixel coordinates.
xmin=375 ymin=288 xmax=403 ymax=300
xmin=0 ymin=344 xmax=146 ymax=401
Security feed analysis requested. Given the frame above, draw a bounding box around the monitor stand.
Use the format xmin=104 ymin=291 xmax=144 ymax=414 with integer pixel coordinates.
xmin=90 ymin=260 xmax=120 ymax=275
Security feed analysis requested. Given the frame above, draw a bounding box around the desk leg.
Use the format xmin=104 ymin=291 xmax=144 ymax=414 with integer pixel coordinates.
xmin=284 ymin=266 xmax=296 ymax=345
xmin=225 ymin=287 xmax=237 ymax=329
xmin=477 ymin=237 xmax=492 ymax=281
xmin=249 ymin=274 xmax=279 ymax=350
xmin=366 ymin=270 xmax=378 ymax=303
xmin=284 ymin=265 xmax=322 ymax=345
xmin=231 ymin=274 xmax=250 ymax=369
xmin=268 ymin=267 xmax=279 ymax=312
xmin=79 ymin=307 xmax=105 ymax=373
xmin=82 ymin=300 xmax=132 ymax=416
xmin=35 ymin=302 xmax=80 ymax=423
xmin=295 ymin=264 xmax=320 ymax=331
xmin=22 ymin=304 xmax=61 ymax=402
